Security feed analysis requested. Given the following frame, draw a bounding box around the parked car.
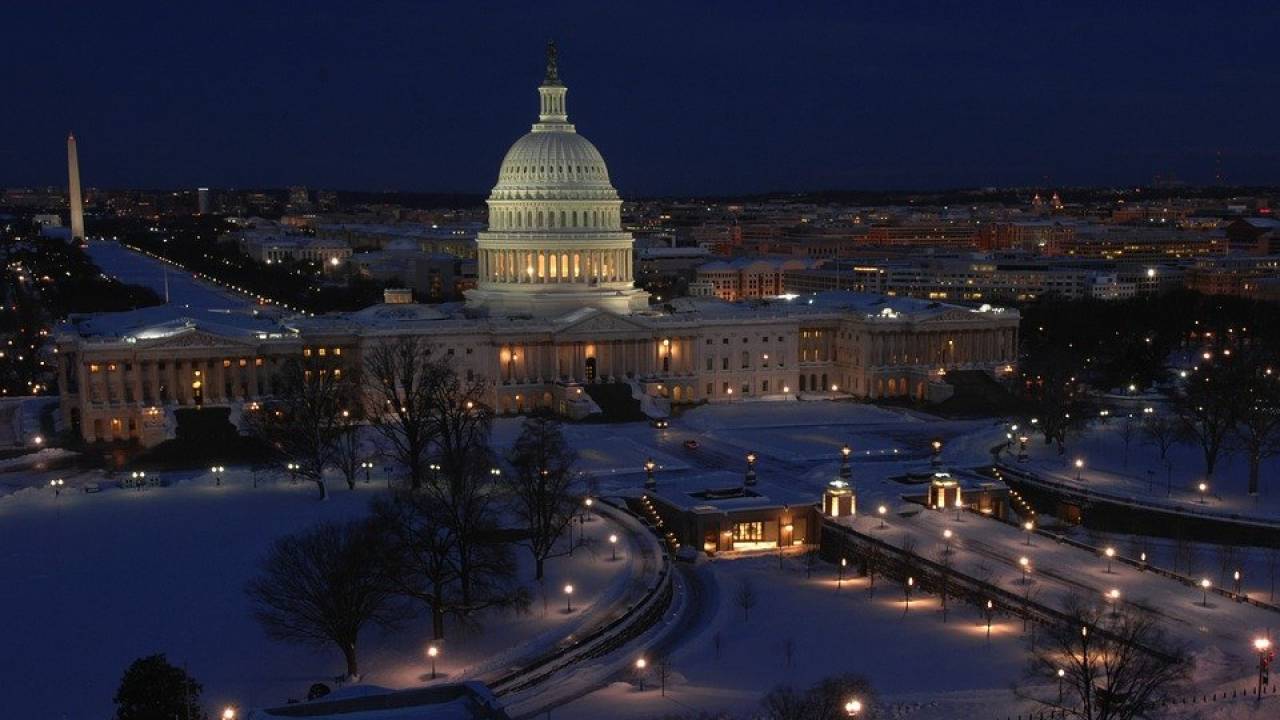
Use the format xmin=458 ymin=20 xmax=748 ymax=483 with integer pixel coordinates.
xmin=683 ymin=439 xmax=700 ymax=450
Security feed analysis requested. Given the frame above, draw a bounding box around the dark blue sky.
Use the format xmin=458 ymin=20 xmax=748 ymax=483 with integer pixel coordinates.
xmin=4 ymin=1 xmax=1279 ymax=196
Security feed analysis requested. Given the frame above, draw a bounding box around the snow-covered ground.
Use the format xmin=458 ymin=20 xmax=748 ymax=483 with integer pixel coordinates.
xmin=9 ymin=399 xmax=1280 ymax=719
xmin=1017 ymin=417 xmax=1280 ymax=520
xmin=85 ymin=240 xmax=256 ymax=311
xmin=0 ymin=470 xmax=641 ymax=719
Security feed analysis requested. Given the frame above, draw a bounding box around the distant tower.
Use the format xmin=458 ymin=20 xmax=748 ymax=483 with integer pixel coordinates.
xmin=197 ymin=187 xmax=211 ymax=215
xmin=67 ymin=133 xmax=85 ymax=241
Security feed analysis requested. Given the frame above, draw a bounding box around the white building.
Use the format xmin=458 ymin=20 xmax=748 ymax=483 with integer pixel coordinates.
xmin=53 ymin=46 xmax=1019 ymax=446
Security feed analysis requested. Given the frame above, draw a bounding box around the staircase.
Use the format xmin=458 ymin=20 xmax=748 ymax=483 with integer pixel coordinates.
xmin=582 ymin=382 xmax=647 ymax=423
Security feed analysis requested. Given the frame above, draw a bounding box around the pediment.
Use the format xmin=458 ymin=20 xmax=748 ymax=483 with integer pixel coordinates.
xmin=140 ymin=328 xmax=259 ymax=349
xmin=554 ymin=309 xmax=650 ymax=337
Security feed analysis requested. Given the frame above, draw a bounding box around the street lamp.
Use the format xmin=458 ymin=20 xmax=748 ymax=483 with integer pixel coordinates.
xmin=1057 ymin=668 xmax=1066 ymax=703
xmin=930 ymin=439 xmax=943 ymax=467
xmin=844 ymin=698 xmax=862 ymax=716
xmin=361 ymin=460 xmax=374 ymax=484
xmin=609 ymin=533 xmax=619 ymax=561
xmin=904 ymin=576 xmax=914 ymax=609
xmin=1023 ymin=520 xmax=1035 ymax=546
xmin=583 ymin=497 xmax=594 ymax=521
xmin=1019 ymin=556 xmax=1031 ymax=585
xmin=222 ymin=708 xmax=236 ymax=720
xmin=943 ymin=528 xmax=953 ymax=555
xmin=130 ymin=470 xmax=146 ymax=490
xmin=210 ymin=465 xmax=224 ymax=486
xmin=1106 ymin=588 xmax=1121 ymax=616
xmin=1017 ymin=435 xmax=1029 ymax=462
xmin=1255 ymin=637 xmax=1272 ymax=697
xmin=839 ymin=444 xmax=852 ymax=480
xmin=1104 ymin=546 xmax=1116 ymax=574
xmin=1234 ymin=569 xmax=1243 ymax=596
xmin=1200 ymin=578 xmax=1212 ymax=606
xmin=985 ymin=599 xmax=994 ymax=639
xmin=745 ymin=451 xmax=757 ymax=486
xmin=1198 ymin=482 xmax=1208 ymax=504
xmin=1074 ymin=458 xmax=1084 ymax=482
xmin=838 ymin=557 xmax=846 ymax=590
xmin=49 ymin=478 xmax=64 ymax=497
xmin=635 ymin=657 xmax=648 ymax=691
xmin=286 ymin=462 xmax=298 ymax=484
xmin=644 ymin=457 xmax=656 ymax=489
xmin=564 ymin=584 xmax=574 ymax=613
xmin=877 ymin=504 xmax=888 ymax=529
xmin=427 ymin=645 xmax=439 ymax=679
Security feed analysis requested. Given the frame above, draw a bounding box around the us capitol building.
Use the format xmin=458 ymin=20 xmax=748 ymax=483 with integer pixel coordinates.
xmin=54 ymin=47 xmax=1019 ymax=446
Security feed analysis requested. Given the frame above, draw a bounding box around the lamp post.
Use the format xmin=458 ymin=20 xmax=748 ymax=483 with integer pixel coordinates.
xmin=1023 ymin=520 xmax=1035 ymax=546
xmin=609 ymin=533 xmax=618 ymax=561
xmin=1019 ymin=556 xmax=1031 ymax=585
xmin=877 ymin=504 xmax=887 ymax=529
xmin=222 ymin=708 xmax=237 ymax=720
xmin=644 ymin=457 xmax=656 ymax=490
xmin=427 ymin=645 xmax=439 ymax=679
xmin=954 ymin=497 xmax=964 ymax=521
xmin=1103 ymin=546 xmax=1116 ymax=574
xmin=210 ymin=465 xmax=224 ymax=486
xmin=1235 ymin=569 xmax=1243 ymax=597
xmin=844 ymin=698 xmax=862 ymax=717
xmin=1200 ymin=578 xmax=1212 ymax=607
xmin=930 ymin=439 xmax=943 ymax=467
xmin=1198 ymin=482 xmax=1208 ymax=504
xmin=583 ymin=497 xmax=594 ymax=521
xmin=838 ymin=557 xmax=846 ymax=590
xmin=49 ymin=478 xmax=64 ymax=497
xmin=985 ymin=599 xmax=994 ymax=639
xmin=361 ymin=460 xmax=373 ymax=484
xmin=130 ymin=470 xmax=146 ymax=490
xmin=1081 ymin=625 xmax=1091 ymax=710
xmin=635 ymin=657 xmax=647 ymax=691
xmin=564 ymin=584 xmax=574 ymax=613
xmin=1106 ymin=588 xmax=1121 ymax=616
xmin=1074 ymin=458 xmax=1084 ymax=482
xmin=286 ymin=462 xmax=298 ymax=484
xmin=745 ymin=451 xmax=757 ymax=486
xmin=1255 ymin=637 xmax=1272 ymax=697
xmin=1018 ymin=435 xmax=1029 ymax=462
xmin=1057 ymin=668 xmax=1065 ymax=704
xmin=840 ymin=444 xmax=852 ymax=480
xmin=943 ymin=528 xmax=953 ymax=555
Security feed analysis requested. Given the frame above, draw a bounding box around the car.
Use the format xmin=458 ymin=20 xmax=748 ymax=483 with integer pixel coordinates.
xmin=683 ymin=439 xmax=700 ymax=450
xmin=649 ymin=417 xmax=670 ymax=429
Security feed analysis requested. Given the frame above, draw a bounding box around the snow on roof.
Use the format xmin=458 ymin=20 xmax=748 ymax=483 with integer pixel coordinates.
xmin=647 ymin=470 xmax=816 ymax=513
xmin=61 ymin=304 xmax=289 ymax=342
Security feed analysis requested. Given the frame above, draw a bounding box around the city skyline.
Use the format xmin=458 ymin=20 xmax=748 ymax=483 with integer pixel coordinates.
xmin=4 ymin=2 xmax=1280 ymax=195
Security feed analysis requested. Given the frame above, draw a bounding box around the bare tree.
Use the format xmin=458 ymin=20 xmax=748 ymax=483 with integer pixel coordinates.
xmin=761 ymin=674 xmax=879 ymax=720
xmin=243 ymin=358 xmax=350 ymax=500
xmin=1141 ymin=413 xmax=1179 ymax=495
xmin=1118 ymin=415 xmax=1136 ymax=469
xmin=1215 ymin=543 xmax=1241 ymax=588
xmin=656 ymin=656 xmax=673 ymax=696
xmin=332 ymin=408 xmax=367 ymax=491
xmin=1175 ymin=363 xmax=1239 ymax=485
xmin=246 ymin=519 xmax=403 ymax=680
xmin=363 ymin=338 xmax=441 ymax=490
xmin=1018 ymin=595 xmax=1188 ymax=720
xmin=736 ymin=577 xmax=758 ymax=622
xmin=505 ymin=417 xmax=580 ymax=580
xmin=371 ymin=490 xmax=459 ymax=640
xmin=1269 ymin=546 xmax=1280 ymax=603
xmin=1233 ymin=362 xmax=1280 ymax=496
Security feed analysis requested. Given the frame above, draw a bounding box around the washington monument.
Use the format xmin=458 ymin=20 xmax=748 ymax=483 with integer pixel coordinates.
xmin=67 ymin=132 xmax=84 ymax=241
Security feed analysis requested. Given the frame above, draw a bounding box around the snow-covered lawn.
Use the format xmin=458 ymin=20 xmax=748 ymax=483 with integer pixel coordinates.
xmin=1019 ymin=418 xmax=1280 ymax=519
xmin=557 ymin=554 xmax=1030 ymax=720
xmin=0 ymin=472 xmax=640 ymax=719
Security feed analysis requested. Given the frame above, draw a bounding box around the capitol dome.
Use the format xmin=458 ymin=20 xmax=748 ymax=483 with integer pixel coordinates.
xmin=465 ymin=43 xmax=650 ymax=318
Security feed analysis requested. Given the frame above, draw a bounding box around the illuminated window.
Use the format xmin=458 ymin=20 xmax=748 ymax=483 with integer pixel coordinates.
xmin=239 ymin=358 xmax=247 ymax=367
xmin=107 ymin=363 xmax=117 ymax=372
xmin=303 ymin=348 xmax=312 ymax=357
xmin=89 ymin=364 xmax=101 ymax=373
xmin=318 ymin=348 xmax=327 ymax=357
xmin=733 ymin=522 xmax=764 ymax=541
xmin=255 ymin=357 xmax=264 ymax=366
xmin=333 ymin=347 xmax=342 ymax=356
xmin=333 ymin=368 xmax=342 ymax=378
xmin=222 ymin=359 xmax=231 ymax=368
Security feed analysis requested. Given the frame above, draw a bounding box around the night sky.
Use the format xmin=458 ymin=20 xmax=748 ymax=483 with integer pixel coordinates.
xmin=4 ymin=1 xmax=1279 ymax=196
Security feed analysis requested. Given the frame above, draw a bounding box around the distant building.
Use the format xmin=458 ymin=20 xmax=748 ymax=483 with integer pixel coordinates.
xmin=197 ymin=187 xmax=211 ymax=215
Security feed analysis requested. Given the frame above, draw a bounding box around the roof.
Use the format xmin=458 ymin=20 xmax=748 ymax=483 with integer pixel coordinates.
xmin=646 ymin=470 xmax=817 ymax=513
